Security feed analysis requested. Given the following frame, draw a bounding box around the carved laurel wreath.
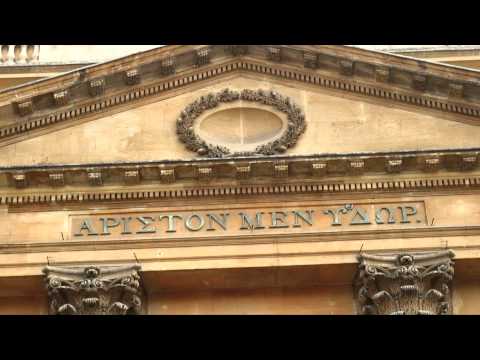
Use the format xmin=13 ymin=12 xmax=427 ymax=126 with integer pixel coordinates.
xmin=176 ymin=89 xmax=307 ymax=158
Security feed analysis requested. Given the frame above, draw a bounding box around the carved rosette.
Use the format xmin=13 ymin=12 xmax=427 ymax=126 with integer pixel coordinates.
xmin=43 ymin=265 xmax=143 ymax=315
xmin=175 ymin=88 xmax=307 ymax=158
xmin=354 ymin=251 xmax=455 ymax=315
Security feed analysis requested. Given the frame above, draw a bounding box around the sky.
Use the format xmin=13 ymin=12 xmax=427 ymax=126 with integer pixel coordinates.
xmin=17 ymin=45 xmax=480 ymax=65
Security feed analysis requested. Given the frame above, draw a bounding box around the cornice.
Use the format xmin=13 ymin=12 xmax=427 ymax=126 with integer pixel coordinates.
xmin=317 ymin=45 xmax=480 ymax=80
xmin=1 ymin=45 xmax=480 ymax=145
xmin=1 ymin=171 xmax=480 ymax=207
xmin=0 ymin=148 xmax=479 ymax=192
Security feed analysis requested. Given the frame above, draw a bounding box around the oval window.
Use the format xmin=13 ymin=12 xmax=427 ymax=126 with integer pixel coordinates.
xmin=196 ymin=107 xmax=285 ymax=152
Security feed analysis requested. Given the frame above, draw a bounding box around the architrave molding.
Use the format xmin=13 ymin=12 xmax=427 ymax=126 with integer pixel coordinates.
xmin=1 ymin=226 xmax=479 ymax=256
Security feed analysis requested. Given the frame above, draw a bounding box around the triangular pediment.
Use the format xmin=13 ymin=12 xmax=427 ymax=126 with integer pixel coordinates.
xmin=1 ymin=45 xmax=480 ymax=179
xmin=2 ymin=72 xmax=480 ymax=167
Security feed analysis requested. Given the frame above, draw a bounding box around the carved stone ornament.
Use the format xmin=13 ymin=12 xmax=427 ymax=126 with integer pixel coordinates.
xmin=53 ymin=90 xmax=69 ymax=106
xmin=225 ymin=45 xmax=249 ymax=56
xmin=160 ymin=56 xmax=176 ymax=76
xmin=88 ymin=78 xmax=105 ymax=97
xmin=354 ymin=250 xmax=455 ymax=315
xmin=15 ymin=99 xmax=33 ymax=116
xmin=176 ymin=88 xmax=307 ymax=158
xmin=43 ymin=265 xmax=143 ymax=315
xmin=124 ymin=69 xmax=141 ymax=86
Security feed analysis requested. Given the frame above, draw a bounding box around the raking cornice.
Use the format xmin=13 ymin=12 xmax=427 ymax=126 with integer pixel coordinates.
xmin=1 ymin=45 xmax=480 ymax=145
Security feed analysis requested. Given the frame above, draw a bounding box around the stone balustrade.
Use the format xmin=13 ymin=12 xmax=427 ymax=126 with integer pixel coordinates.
xmin=0 ymin=45 xmax=40 ymax=65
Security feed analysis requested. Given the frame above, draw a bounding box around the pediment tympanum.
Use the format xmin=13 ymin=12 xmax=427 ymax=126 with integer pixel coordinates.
xmin=1 ymin=74 xmax=480 ymax=167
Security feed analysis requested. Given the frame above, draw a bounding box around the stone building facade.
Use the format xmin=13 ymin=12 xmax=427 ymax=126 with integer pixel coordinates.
xmin=1 ymin=45 xmax=480 ymax=315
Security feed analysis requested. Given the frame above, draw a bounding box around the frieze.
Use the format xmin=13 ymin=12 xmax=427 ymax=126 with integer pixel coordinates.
xmin=176 ymin=88 xmax=306 ymax=158
xmin=70 ymin=201 xmax=427 ymax=241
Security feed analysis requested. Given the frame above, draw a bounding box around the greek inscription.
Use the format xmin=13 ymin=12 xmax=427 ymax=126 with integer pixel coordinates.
xmin=399 ymin=206 xmax=418 ymax=224
xmin=159 ymin=215 xmax=183 ymax=233
xmin=292 ymin=210 xmax=314 ymax=228
xmin=375 ymin=208 xmax=396 ymax=225
xmin=323 ymin=205 xmax=352 ymax=226
xmin=206 ymin=213 xmax=229 ymax=231
xmin=350 ymin=208 xmax=371 ymax=225
xmin=136 ymin=216 xmax=156 ymax=234
xmin=269 ymin=212 xmax=290 ymax=229
xmin=121 ymin=217 xmax=133 ymax=235
xmin=74 ymin=219 xmax=98 ymax=236
xmin=71 ymin=202 xmax=425 ymax=239
xmin=100 ymin=217 xmax=121 ymax=235
xmin=185 ymin=214 xmax=205 ymax=232
xmin=239 ymin=212 xmax=266 ymax=230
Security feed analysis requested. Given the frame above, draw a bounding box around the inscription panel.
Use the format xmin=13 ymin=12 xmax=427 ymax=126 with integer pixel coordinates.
xmin=69 ymin=201 xmax=427 ymax=241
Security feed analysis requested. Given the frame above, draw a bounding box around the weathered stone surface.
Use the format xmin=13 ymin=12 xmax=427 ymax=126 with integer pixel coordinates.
xmin=355 ymin=251 xmax=455 ymax=315
xmin=0 ymin=45 xmax=479 ymax=316
xmin=43 ymin=265 xmax=143 ymax=315
xmin=4 ymin=75 xmax=480 ymax=167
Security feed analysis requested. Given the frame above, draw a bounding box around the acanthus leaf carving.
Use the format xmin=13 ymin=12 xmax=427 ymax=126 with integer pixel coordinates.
xmin=354 ymin=251 xmax=455 ymax=315
xmin=43 ymin=264 xmax=143 ymax=315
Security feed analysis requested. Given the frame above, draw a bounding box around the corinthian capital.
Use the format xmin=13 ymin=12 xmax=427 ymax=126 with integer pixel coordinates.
xmin=43 ymin=264 xmax=143 ymax=315
xmin=354 ymin=250 xmax=455 ymax=315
